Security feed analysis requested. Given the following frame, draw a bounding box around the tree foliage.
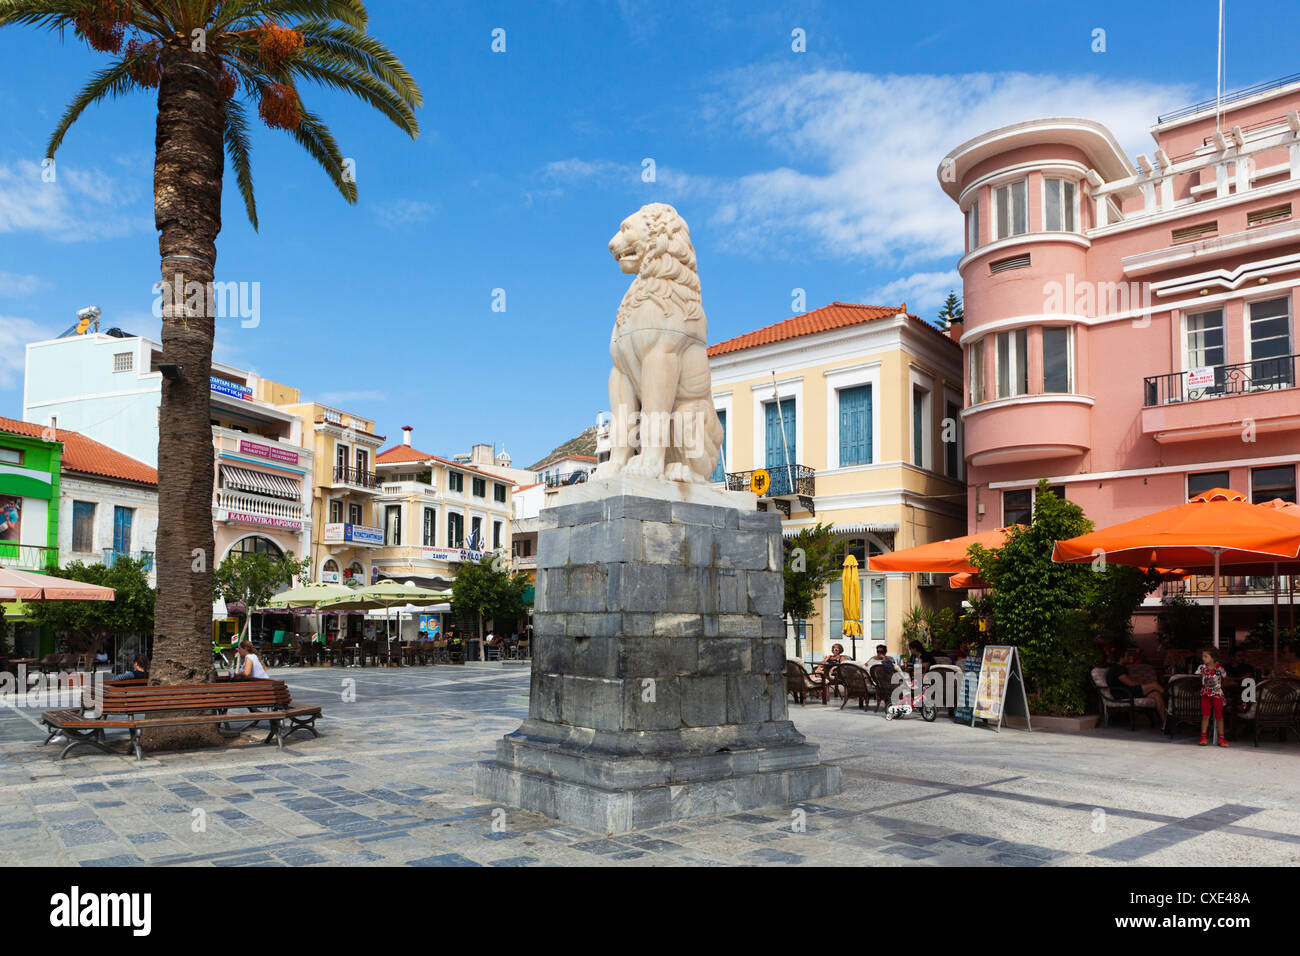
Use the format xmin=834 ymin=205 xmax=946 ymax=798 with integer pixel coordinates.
xmin=968 ymin=480 xmax=1159 ymax=716
xmin=937 ymin=290 xmax=963 ymax=331
xmin=2 ymin=0 xmax=424 ymax=229
xmin=450 ymin=557 xmax=530 ymax=638
xmin=782 ymin=523 xmax=845 ymax=624
xmin=213 ymin=550 xmax=307 ymax=636
xmin=24 ymin=557 xmax=155 ymax=655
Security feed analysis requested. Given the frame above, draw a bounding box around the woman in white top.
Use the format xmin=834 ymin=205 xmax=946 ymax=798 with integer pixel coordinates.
xmin=235 ymin=640 xmax=270 ymax=680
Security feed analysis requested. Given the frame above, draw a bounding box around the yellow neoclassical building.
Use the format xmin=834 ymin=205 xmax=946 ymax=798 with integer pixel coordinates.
xmin=708 ymin=302 xmax=967 ymax=658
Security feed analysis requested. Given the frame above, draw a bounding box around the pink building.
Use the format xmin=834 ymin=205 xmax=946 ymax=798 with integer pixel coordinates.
xmin=939 ymin=75 xmax=1300 ymax=621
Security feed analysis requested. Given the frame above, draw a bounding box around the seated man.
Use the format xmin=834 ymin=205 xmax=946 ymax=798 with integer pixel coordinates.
xmin=1107 ymin=647 xmax=1166 ymax=726
xmin=865 ymin=644 xmax=896 ymax=671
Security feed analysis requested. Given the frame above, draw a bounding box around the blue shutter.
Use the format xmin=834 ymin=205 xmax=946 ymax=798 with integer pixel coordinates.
xmin=709 ymin=410 xmax=727 ymax=483
xmin=112 ymin=506 xmax=133 ymax=554
xmin=838 ymin=385 xmax=872 ymax=466
xmin=765 ymin=400 xmax=796 ymax=495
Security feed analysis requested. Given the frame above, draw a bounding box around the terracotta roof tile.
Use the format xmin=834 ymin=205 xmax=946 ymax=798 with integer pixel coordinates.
xmin=707 ymin=301 xmax=957 ymax=356
xmin=0 ymin=416 xmax=157 ymax=486
xmin=375 ymin=445 xmax=506 ymax=483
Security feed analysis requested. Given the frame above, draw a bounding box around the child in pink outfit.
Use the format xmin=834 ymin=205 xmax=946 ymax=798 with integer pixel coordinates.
xmin=1196 ymin=647 xmax=1229 ymax=747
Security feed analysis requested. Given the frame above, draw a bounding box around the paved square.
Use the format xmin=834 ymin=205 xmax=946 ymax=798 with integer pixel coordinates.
xmin=2 ymin=663 xmax=1298 ymax=866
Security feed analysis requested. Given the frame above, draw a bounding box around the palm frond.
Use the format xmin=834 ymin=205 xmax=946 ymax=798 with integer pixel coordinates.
xmin=287 ymin=103 xmax=356 ymax=203
xmin=284 ymin=56 xmax=417 ymax=134
xmin=214 ymin=0 xmax=367 ymax=31
xmin=224 ymin=96 xmax=258 ymax=229
xmin=292 ymin=19 xmax=421 ymax=107
xmin=46 ymin=58 xmax=141 ymax=157
xmin=0 ymin=0 xmax=82 ymax=30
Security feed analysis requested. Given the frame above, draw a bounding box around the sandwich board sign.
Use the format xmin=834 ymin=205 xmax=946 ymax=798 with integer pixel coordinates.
xmin=971 ymin=645 xmax=1031 ymax=732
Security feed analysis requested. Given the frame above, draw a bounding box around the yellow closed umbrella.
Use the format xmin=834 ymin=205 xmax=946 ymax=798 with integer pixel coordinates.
xmin=841 ymin=554 xmax=863 ymax=659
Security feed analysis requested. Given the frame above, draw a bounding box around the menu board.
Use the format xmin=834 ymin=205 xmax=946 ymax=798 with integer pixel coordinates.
xmin=953 ymin=656 xmax=981 ymax=724
xmin=971 ymin=645 xmax=1031 ymax=732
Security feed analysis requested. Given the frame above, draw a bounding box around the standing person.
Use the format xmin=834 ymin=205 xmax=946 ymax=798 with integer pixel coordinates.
xmin=234 ymin=640 xmax=270 ymax=680
xmin=1196 ymin=647 xmax=1229 ymax=747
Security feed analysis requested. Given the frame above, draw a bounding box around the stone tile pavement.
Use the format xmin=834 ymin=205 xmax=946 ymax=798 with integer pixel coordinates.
xmin=2 ymin=663 xmax=1298 ymax=866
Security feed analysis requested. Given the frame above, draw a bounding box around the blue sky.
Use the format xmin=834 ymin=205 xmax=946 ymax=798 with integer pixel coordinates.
xmin=0 ymin=0 xmax=1292 ymax=467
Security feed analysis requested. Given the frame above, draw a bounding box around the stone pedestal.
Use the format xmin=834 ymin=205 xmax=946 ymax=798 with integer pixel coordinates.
xmin=474 ymin=476 xmax=841 ymax=833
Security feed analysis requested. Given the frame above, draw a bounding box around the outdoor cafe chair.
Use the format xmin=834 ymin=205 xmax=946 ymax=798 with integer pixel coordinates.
xmin=785 ymin=660 xmax=828 ymax=705
xmin=1092 ymin=666 xmax=1161 ymax=731
xmin=836 ymin=662 xmax=874 ymax=710
xmin=867 ymin=664 xmax=898 ymax=713
xmin=1242 ymin=679 xmax=1300 ymax=746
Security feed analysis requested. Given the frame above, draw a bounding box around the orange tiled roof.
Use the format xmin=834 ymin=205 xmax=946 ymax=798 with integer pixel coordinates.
xmin=375 ymin=445 xmax=505 ymax=482
xmin=707 ymin=301 xmax=956 ymax=356
xmin=0 ymin=416 xmax=157 ymax=486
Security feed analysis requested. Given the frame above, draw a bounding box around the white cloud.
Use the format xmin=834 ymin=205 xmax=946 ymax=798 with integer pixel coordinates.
xmin=652 ymin=69 xmax=1191 ymax=267
xmin=0 ymin=160 xmax=142 ymax=240
xmin=0 ymin=316 xmax=54 ymax=389
xmin=866 ymin=270 xmax=962 ymax=317
xmin=0 ymin=271 xmax=46 ymax=296
xmin=371 ymin=199 xmax=436 ymax=229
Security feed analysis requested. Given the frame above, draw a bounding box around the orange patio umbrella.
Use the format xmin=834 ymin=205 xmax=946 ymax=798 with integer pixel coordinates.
xmin=0 ymin=567 xmax=115 ymax=602
xmin=868 ymin=526 xmax=1021 ymax=575
xmin=1052 ymin=489 xmax=1300 ymax=647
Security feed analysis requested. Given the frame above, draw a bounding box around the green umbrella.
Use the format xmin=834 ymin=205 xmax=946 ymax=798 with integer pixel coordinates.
xmin=318 ymin=581 xmax=450 ymax=665
xmin=261 ymin=582 xmax=356 ymax=658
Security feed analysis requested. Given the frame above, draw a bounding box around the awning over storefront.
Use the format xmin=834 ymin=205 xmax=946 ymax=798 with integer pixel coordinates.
xmin=220 ymin=464 xmax=301 ymax=500
xmin=781 ymin=522 xmax=899 ymax=538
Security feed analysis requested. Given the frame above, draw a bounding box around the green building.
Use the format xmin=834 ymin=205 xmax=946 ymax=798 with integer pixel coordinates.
xmin=0 ymin=420 xmax=61 ymax=655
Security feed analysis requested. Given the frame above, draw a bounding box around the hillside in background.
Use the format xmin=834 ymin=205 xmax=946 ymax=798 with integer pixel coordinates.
xmin=528 ymin=426 xmax=598 ymax=469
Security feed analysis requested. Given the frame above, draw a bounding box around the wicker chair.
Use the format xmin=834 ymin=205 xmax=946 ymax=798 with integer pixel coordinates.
xmin=836 ymin=662 xmax=874 ymax=710
xmin=1091 ymin=666 xmax=1161 ymax=731
xmin=785 ymin=660 xmax=828 ymax=705
xmin=1162 ymin=674 xmax=1202 ymax=736
xmin=867 ymin=664 xmax=898 ymax=713
xmin=1242 ymin=679 xmax=1300 ymax=746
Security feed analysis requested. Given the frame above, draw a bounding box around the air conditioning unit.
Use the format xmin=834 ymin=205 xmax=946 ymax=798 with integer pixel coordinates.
xmin=917 ymin=572 xmax=948 ymax=588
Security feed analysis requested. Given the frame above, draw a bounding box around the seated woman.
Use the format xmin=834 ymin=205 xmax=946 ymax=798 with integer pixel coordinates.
xmin=813 ymin=643 xmax=847 ymax=679
xmin=908 ymin=640 xmax=937 ymax=667
xmin=233 ymin=640 xmax=270 ymax=680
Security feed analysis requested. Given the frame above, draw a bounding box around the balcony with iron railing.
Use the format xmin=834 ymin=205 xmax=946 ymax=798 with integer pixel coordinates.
xmin=1160 ymin=574 xmax=1294 ymax=601
xmin=333 ymin=465 xmax=381 ymax=490
xmin=543 ymin=470 xmax=592 ymax=489
xmin=725 ymin=464 xmax=816 ymax=516
xmin=1141 ymin=354 xmax=1300 ymax=443
xmin=0 ymin=543 xmax=57 ymax=571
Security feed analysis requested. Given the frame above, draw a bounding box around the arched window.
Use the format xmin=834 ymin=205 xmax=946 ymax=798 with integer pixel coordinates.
xmin=227 ymin=535 xmax=284 ymax=560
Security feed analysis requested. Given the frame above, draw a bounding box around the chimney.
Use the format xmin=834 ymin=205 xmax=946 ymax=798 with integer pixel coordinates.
xmin=402 ymin=425 xmax=412 ymax=446
xmin=949 ymin=320 xmax=964 ymax=342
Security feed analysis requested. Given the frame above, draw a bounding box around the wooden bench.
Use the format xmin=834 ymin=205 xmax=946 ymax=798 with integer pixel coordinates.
xmin=40 ymin=679 xmax=322 ymax=761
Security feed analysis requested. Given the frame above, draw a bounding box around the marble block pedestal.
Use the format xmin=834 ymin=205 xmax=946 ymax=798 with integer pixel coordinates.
xmin=474 ymin=476 xmax=841 ymax=834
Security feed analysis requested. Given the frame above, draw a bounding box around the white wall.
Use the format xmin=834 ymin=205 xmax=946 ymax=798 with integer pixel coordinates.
xmin=59 ymin=475 xmax=159 ymax=584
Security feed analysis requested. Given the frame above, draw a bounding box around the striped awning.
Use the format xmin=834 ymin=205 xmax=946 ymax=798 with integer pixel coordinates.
xmin=781 ymin=523 xmax=899 ymax=537
xmin=220 ymin=464 xmax=301 ymax=500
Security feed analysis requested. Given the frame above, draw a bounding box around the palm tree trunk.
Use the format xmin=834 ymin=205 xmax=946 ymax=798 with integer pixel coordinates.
xmin=147 ymin=44 xmax=224 ymax=747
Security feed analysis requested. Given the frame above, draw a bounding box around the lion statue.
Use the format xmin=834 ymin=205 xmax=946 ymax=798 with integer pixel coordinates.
xmin=596 ymin=203 xmax=724 ymax=484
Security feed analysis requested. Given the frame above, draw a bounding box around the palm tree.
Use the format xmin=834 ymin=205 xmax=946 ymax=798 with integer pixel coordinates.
xmin=1 ymin=1 xmax=420 ymax=692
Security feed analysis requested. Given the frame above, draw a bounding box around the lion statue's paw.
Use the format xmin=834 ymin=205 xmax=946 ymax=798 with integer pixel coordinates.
xmin=663 ymin=463 xmax=694 ymax=482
